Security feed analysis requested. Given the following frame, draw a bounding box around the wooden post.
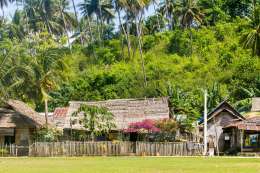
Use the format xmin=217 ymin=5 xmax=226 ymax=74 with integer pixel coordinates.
xmin=203 ymin=90 xmax=208 ymax=156
xmin=213 ymin=116 xmax=219 ymax=156
xmin=240 ymin=130 xmax=244 ymax=153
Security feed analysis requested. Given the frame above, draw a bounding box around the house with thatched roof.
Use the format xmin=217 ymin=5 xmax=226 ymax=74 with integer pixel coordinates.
xmin=50 ymin=97 xmax=170 ymax=139
xmin=201 ymin=97 xmax=260 ymax=154
xmin=0 ymin=100 xmax=45 ymax=146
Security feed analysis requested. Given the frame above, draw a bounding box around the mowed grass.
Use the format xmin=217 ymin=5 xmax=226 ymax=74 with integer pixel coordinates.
xmin=1 ymin=157 xmax=260 ymax=173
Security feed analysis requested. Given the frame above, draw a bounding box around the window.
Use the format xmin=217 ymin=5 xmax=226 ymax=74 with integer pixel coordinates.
xmin=244 ymin=134 xmax=259 ymax=148
xmin=4 ymin=136 xmax=15 ymax=145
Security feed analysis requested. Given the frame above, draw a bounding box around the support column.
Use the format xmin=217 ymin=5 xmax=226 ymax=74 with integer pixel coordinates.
xmin=240 ymin=130 xmax=244 ymax=153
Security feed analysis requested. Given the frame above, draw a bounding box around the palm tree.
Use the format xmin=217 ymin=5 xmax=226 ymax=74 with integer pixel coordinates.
xmin=0 ymin=39 xmax=32 ymax=100
xmin=242 ymin=25 xmax=260 ymax=56
xmin=242 ymin=6 xmax=260 ymax=56
xmin=114 ymin=0 xmax=132 ymax=59
xmin=124 ymin=0 xmax=151 ymax=86
xmin=151 ymin=0 xmax=161 ymax=31
xmin=71 ymin=0 xmax=83 ymax=45
xmin=180 ymin=0 xmax=203 ymax=29
xmin=26 ymin=43 xmax=67 ymax=126
xmin=19 ymin=0 xmax=74 ymax=36
xmin=159 ymin=0 xmax=181 ymax=30
xmin=179 ymin=0 xmax=203 ymax=54
xmin=58 ymin=0 xmax=77 ymax=49
xmin=79 ymin=0 xmax=114 ymax=42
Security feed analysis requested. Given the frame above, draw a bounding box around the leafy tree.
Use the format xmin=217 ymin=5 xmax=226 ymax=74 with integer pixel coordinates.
xmin=73 ymin=104 xmax=116 ymax=141
xmin=222 ymin=0 xmax=252 ymax=19
xmin=198 ymin=0 xmax=227 ymax=25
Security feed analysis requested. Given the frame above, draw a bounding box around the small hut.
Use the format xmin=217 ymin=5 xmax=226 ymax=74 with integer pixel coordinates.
xmin=223 ymin=97 xmax=260 ymax=152
xmin=0 ymin=100 xmax=45 ymax=146
xmin=200 ymin=101 xmax=245 ymax=153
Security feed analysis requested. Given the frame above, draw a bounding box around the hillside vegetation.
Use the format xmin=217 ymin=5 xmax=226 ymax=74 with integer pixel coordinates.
xmin=0 ymin=0 xmax=259 ymax=123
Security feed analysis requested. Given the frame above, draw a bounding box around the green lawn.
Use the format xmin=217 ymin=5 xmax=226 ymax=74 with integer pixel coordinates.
xmin=1 ymin=157 xmax=260 ymax=173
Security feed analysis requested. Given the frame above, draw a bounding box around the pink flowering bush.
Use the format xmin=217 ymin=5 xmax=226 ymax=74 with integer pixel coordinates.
xmin=124 ymin=119 xmax=178 ymax=142
xmin=124 ymin=119 xmax=160 ymax=133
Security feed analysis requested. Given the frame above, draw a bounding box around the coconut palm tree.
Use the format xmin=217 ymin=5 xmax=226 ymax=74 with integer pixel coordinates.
xmin=71 ymin=0 xmax=83 ymax=45
xmin=242 ymin=25 xmax=260 ymax=56
xmin=114 ymin=0 xmax=132 ymax=59
xmin=159 ymin=0 xmax=181 ymax=30
xmin=79 ymin=0 xmax=114 ymax=42
xmin=180 ymin=0 xmax=203 ymax=28
xmin=124 ymin=0 xmax=151 ymax=86
xmin=242 ymin=5 xmax=260 ymax=56
xmin=30 ymin=48 xmax=67 ymax=126
xmin=179 ymin=0 xmax=203 ymax=54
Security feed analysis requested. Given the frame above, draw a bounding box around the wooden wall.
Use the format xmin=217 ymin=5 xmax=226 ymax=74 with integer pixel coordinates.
xmin=207 ymin=111 xmax=238 ymax=152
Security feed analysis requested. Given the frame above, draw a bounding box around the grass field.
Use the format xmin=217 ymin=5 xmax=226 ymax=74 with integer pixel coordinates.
xmin=1 ymin=157 xmax=260 ymax=173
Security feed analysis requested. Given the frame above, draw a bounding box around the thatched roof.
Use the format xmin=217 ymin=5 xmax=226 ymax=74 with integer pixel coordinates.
xmin=0 ymin=100 xmax=46 ymax=128
xmin=54 ymin=97 xmax=169 ymax=130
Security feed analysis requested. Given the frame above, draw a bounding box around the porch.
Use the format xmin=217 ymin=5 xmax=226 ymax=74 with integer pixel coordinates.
xmin=223 ymin=117 xmax=260 ymax=153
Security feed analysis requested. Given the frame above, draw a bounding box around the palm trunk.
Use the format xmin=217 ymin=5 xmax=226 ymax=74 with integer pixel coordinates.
xmin=135 ymin=15 xmax=147 ymax=87
xmin=189 ymin=28 xmax=193 ymax=55
xmin=59 ymin=0 xmax=71 ymax=50
xmin=117 ymin=8 xmax=131 ymax=59
xmin=71 ymin=0 xmax=83 ymax=45
xmin=98 ymin=0 xmax=104 ymax=45
xmin=153 ymin=1 xmax=161 ymax=32
xmin=44 ymin=99 xmax=49 ymax=127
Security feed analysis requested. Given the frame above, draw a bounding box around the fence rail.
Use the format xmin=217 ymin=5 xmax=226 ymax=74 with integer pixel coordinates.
xmin=29 ymin=141 xmax=203 ymax=157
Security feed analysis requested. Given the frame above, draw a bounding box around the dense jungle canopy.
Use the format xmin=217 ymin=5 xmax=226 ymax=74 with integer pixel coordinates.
xmin=0 ymin=0 xmax=259 ymax=124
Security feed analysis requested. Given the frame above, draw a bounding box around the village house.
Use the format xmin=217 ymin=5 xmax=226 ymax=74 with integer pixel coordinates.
xmin=0 ymin=100 xmax=46 ymax=155
xmin=201 ymin=97 xmax=260 ymax=155
xmin=50 ymin=97 xmax=170 ymax=140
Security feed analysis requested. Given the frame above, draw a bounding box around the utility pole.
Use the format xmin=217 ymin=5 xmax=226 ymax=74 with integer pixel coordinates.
xmin=203 ymin=90 xmax=208 ymax=156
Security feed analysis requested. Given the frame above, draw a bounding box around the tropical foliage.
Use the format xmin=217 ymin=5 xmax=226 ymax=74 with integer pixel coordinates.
xmin=0 ymin=0 xmax=259 ymax=129
xmin=72 ymin=104 xmax=116 ymax=141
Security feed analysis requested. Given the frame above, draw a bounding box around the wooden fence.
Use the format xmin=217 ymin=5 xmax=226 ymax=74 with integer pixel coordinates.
xmin=0 ymin=144 xmax=30 ymax=157
xmin=29 ymin=141 xmax=203 ymax=157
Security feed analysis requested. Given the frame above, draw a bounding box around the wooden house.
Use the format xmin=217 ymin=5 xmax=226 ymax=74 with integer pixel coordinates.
xmin=223 ymin=97 xmax=260 ymax=152
xmin=202 ymin=98 xmax=260 ymax=154
xmin=200 ymin=101 xmax=245 ymax=153
xmin=0 ymin=100 xmax=45 ymax=146
xmin=51 ymin=97 xmax=170 ymax=139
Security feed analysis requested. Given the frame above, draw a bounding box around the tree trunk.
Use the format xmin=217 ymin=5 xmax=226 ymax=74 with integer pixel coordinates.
xmin=44 ymin=99 xmax=49 ymax=128
xmin=98 ymin=0 xmax=104 ymax=46
xmin=59 ymin=0 xmax=71 ymax=50
xmin=153 ymin=1 xmax=161 ymax=32
xmin=91 ymin=132 xmax=95 ymax=142
xmin=189 ymin=28 xmax=193 ymax=55
xmin=71 ymin=0 xmax=83 ymax=45
xmin=117 ymin=8 xmax=132 ymax=59
xmin=135 ymin=15 xmax=147 ymax=87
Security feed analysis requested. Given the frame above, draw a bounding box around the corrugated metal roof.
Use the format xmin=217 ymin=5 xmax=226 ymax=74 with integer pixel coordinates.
xmin=53 ymin=107 xmax=68 ymax=118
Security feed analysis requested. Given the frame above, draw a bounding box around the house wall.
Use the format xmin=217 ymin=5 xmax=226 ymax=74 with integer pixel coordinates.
xmin=15 ymin=128 xmax=32 ymax=145
xmin=0 ymin=136 xmax=4 ymax=144
xmin=207 ymin=111 xmax=238 ymax=152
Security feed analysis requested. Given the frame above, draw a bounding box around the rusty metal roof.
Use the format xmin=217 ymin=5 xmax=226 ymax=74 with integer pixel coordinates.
xmin=224 ymin=116 xmax=260 ymax=131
